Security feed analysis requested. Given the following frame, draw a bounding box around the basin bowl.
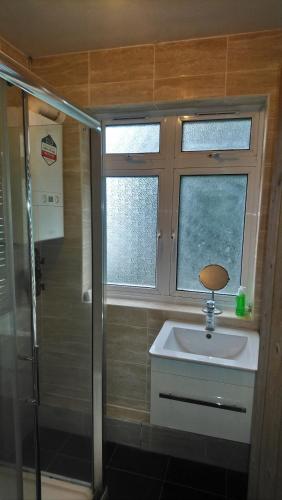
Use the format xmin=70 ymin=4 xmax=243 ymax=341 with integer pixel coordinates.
xmin=149 ymin=321 xmax=259 ymax=371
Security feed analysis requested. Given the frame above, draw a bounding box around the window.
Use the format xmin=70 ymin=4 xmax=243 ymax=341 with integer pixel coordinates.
xmin=176 ymin=175 xmax=248 ymax=295
xmin=181 ymin=118 xmax=252 ymax=152
xmin=103 ymin=112 xmax=262 ymax=308
xmin=105 ymin=123 xmax=160 ymax=154
xmin=106 ymin=176 xmax=159 ymax=287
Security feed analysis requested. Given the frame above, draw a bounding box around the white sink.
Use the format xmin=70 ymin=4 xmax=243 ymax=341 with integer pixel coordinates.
xmin=149 ymin=321 xmax=259 ymax=371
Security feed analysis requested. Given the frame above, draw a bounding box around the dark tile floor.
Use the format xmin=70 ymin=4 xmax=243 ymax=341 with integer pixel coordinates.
xmin=106 ymin=444 xmax=248 ymax=500
xmin=22 ymin=428 xmax=248 ymax=499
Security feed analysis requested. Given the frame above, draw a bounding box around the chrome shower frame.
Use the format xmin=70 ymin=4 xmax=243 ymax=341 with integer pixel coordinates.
xmin=0 ymin=50 xmax=104 ymax=499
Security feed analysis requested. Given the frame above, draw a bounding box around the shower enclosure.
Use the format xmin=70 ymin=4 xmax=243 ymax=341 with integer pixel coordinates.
xmin=0 ymin=55 xmax=103 ymax=500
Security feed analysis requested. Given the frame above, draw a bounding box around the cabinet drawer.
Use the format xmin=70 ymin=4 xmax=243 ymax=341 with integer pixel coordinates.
xmin=150 ymin=371 xmax=253 ymax=443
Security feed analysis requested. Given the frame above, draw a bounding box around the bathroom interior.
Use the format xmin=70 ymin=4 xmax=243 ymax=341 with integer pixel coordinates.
xmin=0 ymin=2 xmax=282 ymax=500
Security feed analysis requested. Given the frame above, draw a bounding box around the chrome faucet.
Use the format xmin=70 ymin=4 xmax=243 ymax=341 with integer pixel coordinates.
xmin=205 ymin=299 xmax=215 ymax=331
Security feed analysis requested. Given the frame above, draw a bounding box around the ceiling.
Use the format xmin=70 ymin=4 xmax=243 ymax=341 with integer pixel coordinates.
xmin=1 ymin=0 xmax=282 ymax=57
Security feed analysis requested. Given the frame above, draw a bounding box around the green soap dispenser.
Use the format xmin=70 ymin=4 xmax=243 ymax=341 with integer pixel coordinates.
xmin=236 ymin=286 xmax=246 ymax=317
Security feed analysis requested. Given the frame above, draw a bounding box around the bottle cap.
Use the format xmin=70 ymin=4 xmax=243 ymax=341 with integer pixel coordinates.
xmin=238 ymin=285 xmax=246 ymax=295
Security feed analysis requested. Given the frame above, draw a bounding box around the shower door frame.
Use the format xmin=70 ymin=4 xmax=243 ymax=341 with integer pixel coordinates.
xmin=0 ymin=51 xmax=104 ymax=498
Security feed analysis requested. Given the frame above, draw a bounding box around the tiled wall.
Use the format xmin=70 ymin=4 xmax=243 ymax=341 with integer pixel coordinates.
xmin=0 ymin=36 xmax=29 ymax=67
xmin=29 ymin=29 xmax=282 ymax=424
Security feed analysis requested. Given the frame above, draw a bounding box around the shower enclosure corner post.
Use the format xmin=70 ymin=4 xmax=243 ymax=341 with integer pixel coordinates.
xmin=22 ymin=92 xmax=41 ymax=500
xmin=90 ymin=126 xmax=104 ymax=497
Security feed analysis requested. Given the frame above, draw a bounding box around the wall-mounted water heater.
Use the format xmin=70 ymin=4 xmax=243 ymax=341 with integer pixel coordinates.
xmin=29 ymin=110 xmax=64 ymax=241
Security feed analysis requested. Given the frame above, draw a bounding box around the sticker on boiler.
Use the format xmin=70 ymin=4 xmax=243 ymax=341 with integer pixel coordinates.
xmin=41 ymin=134 xmax=57 ymax=166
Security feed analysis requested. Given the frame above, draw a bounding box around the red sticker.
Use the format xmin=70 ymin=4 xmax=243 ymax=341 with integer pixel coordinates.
xmin=41 ymin=135 xmax=57 ymax=166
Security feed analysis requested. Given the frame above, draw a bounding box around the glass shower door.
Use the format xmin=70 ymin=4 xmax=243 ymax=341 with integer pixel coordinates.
xmin=0 ymin=80 xmax=39 ymax=499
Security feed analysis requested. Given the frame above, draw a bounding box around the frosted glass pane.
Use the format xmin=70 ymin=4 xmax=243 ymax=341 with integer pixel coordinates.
xmin=106 ymin=176 xmax=158 ymax=287
xmin=182 ymin=119 xmax=252 ymax=151
xmin=177 ymin=175 xmax=247 ymax=295
xmin=105 ymin=123 xmax=160 ymax=154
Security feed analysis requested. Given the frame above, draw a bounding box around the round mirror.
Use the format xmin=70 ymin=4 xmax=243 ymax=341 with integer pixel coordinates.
xmin=199 ymin=264 xmax=230 ymax=291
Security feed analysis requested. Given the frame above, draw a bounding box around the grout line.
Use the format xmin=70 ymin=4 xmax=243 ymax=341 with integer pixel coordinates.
xmin=164 ymin=479 xmax=226 ymax=498
xmin=108 ymin=464 xmax=164 ymax=483
xmin=158 ymin=457 xmax=170 ymax=500
xmin=88 ymin=51 xmax=91 ymax=106
xmin=225 ymin=36 xmax=229 ymax=96
xmin=153 ymin=44 xmax=156 ymax=103
xmin=107 ymin=442 xmax=118 ymax=467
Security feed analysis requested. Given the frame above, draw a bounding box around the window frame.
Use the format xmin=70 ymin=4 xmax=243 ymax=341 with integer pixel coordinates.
xmin=174 ymin=112 xmax=260 ymax=162
xmin=169 ymin=166 xmax=259 ymax=305
xmin=102 ymin=108 xmax=264 ymax=310
xmin=104 ymin=168 xmax=171 ymax=299
xmin=103 ymin=117 xmax=168 ymax=165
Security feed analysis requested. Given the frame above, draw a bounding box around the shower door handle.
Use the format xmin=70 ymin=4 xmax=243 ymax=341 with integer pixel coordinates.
xmin=18 ymin=344 xmax=40 ymax=407
xmin=33 ymin=344 xmax=40 ymax=407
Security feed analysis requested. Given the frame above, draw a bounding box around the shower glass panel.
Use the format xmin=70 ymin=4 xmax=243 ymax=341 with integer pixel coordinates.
xmin=0 ymin=82 xmax=37 ymax=499
xmin=29 ymin=99 xmax=94 ymax=484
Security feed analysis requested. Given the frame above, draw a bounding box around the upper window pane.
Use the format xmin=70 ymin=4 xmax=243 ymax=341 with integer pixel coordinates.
xmin=106 ymin=176 xmax=159 ymax=287
xmin=177 ymin=174 xmax=247 ymax=295
xmin=181 ymin=118 xmax=252 ymax=152
xmin=105 ymin=123 xmax=160 ymax=154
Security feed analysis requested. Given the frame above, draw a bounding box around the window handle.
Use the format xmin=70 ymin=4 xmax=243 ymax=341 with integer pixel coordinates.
xmin=157 ymin=231 xmax=162 ymax=239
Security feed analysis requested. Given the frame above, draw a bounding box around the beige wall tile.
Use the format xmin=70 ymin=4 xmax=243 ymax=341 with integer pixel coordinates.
xmin=32 ymin=52 xmax=89 ymax=87
xmin=0 ymin=37 xmax=29 ymax=67
xmin=107 ymin=403 xmax=149 ymax=422
xmin=90 ymin=45 xmax=154 ymax=84
xmin=107 ymin=360 xmax=147 ymax=407
xmin=106 ymin=323 xmax=147 ymax=365
xmin=227 ymin=30 xmax=282 ymax=72
xmin=226 ymin=69 xmax=280 ymax=119
xmin=90 ymin=79 xmax=153 ymax=106
xmin=107 ymin=304 xmax=147 ymax=327
xmin=155 ymin=37 xmax=227 ymax=79
xmin=63 ymin=124 xmax=81 ymax=159
xmin=154 ymin=73 xmax=225 ymax=102
xmin=264 ymin=118 xmax=279 ymax=165
xmin=57 ymin=85 xmax=89 ymax=108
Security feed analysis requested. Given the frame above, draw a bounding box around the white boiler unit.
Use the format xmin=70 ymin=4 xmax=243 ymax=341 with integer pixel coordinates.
xmin=29 ymin=111 xmax=64 ymax=241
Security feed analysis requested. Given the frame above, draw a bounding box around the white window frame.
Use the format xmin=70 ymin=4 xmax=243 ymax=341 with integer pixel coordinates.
xmin=102 ymin=108 xmax=264 ymax=310
xmin=170 ymin=167 xmax=259 ymax=306
xmin=175 ymin=112 xmax=260 ymax=162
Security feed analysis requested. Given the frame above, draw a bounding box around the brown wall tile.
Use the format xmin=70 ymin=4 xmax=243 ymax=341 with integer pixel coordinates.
xmin=106 ymin=323 xmax=147 ymax=364
xmin=57 ymin=84 xmax=89 ymax=107
xmin=226 ymin=69 xmax=280 ymax=119
xmin=0 ymin=37 xmax=29 ymax=67
xmin=32 ymin=52 xmax=89 ymax=87
xmin=107 ymin=305 xmax=147 ymax=327
xmin=90 ymin=45 xmax=154 ymax=84
xmin=154 ymin=73 xmax=225 ymax=102
xmin=155 ymin=37 xmax=227 ymax=80
xmin=227 ymin=30 xmax=282 ymax=73
xmin=90 ymin=79 xmax=154 ymax=106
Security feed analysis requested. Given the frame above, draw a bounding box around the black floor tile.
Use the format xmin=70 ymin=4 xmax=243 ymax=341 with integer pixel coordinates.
xmin=166 ymin=458 xmax=226 ymax=496
xmin=47 ymin=453 xmax=92 ymax=483
xmin=110 ymin=444 xmax=169 ymax=479
xmin=161 ymin=482 xmax=224 ymax=500
xmin=23 ymin=446 xmax=53 ymax=471
xmin=105 ymin=441 xmax=117 ymax=465
xmin=39 ymin=428 xmax=71 ymax=452
xmin=107 ymin=467 xmax=162 ymax=500
xmin=227 ymin=470 xmax=248 ymax=500
xmin=60 ymin=434 xmax=92 ymax=461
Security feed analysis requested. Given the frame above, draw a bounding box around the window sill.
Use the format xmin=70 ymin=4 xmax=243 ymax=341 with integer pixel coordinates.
xmin=105 ymin=295 xmax=258 ymax=331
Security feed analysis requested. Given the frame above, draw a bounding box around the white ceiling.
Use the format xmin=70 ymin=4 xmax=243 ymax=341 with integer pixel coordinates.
xmin=1 ymin=0 xmax=282 ymax=57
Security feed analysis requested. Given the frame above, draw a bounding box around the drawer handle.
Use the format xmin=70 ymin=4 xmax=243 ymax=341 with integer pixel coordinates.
xmin=159 ymin=393 xmax=247 ymax=414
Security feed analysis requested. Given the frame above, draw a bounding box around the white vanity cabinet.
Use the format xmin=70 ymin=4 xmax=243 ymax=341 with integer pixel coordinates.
xmin=149 ymin=321 xmax=259 ymax=444
xmin=150 ymin=357 xmax=255 ymax=443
